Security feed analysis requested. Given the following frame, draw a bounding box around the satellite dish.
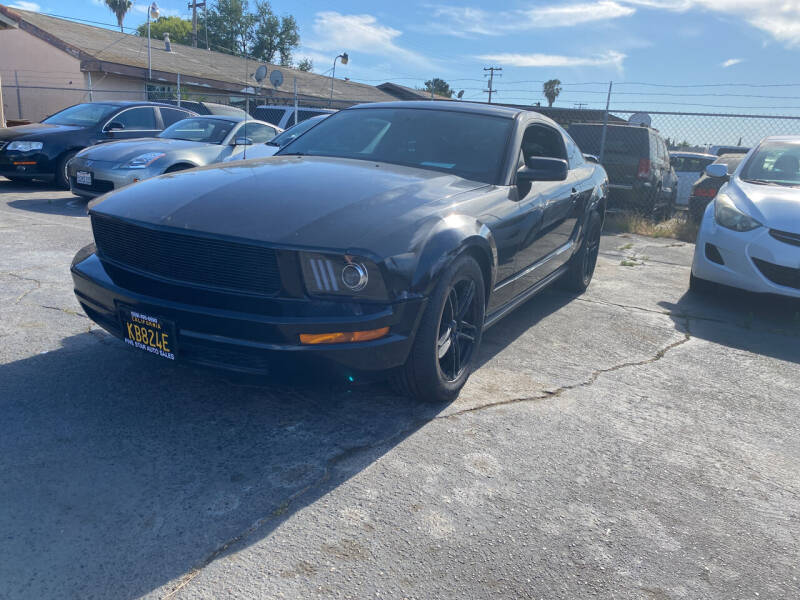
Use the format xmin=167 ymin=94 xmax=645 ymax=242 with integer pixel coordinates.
xmin=254 ymin=65 xmax=268 ymax=83
xmin=269 ymin=69 xmax=284 ymax=88
xmin=457 ymin=90 xmax=464 ymax=99
xmin=628 ymin=112 xmax=652 ymax=127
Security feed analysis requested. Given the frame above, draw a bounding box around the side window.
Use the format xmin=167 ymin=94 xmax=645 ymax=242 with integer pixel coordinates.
xmin=160 ymin=108 xmax=193 ymax=127
xmin=520 ymin=124 xmax=567 ymax=166
xmin=238 ymin=123 xmax=278 ymax=143
xmin=563 ymin=132 xmax=585 ymax=168
xmin=113 ymin=107 xmax=158 ymax=130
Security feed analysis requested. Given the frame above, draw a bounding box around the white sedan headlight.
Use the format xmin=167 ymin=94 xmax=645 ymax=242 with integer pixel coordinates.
xmin=120 ymin=152 xmax=165 ymax=169
xmin=7 ymin=141 xmax=43 ymax=152
xmin=714 ymin=193 xmax=761 ymax=232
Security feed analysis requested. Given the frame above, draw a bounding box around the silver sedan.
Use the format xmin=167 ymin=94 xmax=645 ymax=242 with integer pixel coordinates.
xmin=68 ymin=116 xmax=282 ymax=198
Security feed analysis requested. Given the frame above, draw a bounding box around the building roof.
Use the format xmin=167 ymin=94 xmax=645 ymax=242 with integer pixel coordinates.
xmin=0 ymin=6 xmax=398 ymax=107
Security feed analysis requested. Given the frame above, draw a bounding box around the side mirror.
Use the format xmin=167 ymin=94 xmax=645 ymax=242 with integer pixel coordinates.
xmin=518 ymin=157 xmax=568 ymax=183
xmin=105 ymin=121 xmax=124 ymax=132
xmin=234 ymin=137 xmax=253 ymax=146
xmin=583 ymin=154 xmax=600 ymax=164
xmin=705 ymin=163 xmax=728 ymax=178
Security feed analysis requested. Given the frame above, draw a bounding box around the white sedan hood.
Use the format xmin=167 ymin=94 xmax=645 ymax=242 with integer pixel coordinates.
xmin=727 ymin=177 xmax=800 ymax=231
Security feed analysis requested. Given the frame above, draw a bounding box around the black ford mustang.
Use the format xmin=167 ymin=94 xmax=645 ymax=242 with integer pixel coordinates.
xmin=71 ymin=101 xmax=608 ymax=403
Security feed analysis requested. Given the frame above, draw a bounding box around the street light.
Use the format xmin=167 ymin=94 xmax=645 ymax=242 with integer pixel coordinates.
xmin=147 ymin=2 xmax=160 ymax=82
xmin=329 ymin=52 xmax=348 ymax=108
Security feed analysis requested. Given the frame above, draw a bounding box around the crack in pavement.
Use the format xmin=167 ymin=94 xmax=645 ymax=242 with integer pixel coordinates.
xmin=162 ymin=320 xmax=692 ymax=599
xmin=7 ymin=272 xmax=42 ymax=304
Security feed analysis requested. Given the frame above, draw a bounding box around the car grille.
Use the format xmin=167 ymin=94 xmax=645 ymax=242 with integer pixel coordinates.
xmin=91 ymin=214 xmax=281 ymax=296
xmin=752 ymin=257 xmax=800 ymax=290
xmin=769 ymin=229 xmax=800 ymax=248
xmin=71 ymin=177 xmax=114 ymax=194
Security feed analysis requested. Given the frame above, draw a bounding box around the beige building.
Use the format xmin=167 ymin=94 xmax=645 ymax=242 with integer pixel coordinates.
xmin=0 ymin=5 xmax=403 ymax=122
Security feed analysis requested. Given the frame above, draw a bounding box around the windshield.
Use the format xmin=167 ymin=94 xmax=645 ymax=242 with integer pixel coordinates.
xmin=278 ymin=107 xmax=514 ymax=184
xmin=159 ymin=118 xmax=235 ymax=143
xmin=270 ymin=116 xmax=326 ymax=147
xmin=740 ymin=141 xmax=800 ymax=187
xmin=43 ymin=103 xmax=117 ymax=127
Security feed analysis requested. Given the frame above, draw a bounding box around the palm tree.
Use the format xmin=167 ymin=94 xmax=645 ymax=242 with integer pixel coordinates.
xmin=105 ymin=0 xmax=133 ymax=32
xmin=542 ymin=79 xmax=562 ymax=107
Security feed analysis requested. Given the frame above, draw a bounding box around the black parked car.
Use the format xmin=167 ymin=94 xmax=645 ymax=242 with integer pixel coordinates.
xmin=568 ymin=122 xmax=677 ymax=218
xmin=0 ymin=101 xmax=196 ymax=187
xmin=687 ymin=153 xmax=746 ymax=223
xmin=71 ymin=101 xmax=608 ymax=403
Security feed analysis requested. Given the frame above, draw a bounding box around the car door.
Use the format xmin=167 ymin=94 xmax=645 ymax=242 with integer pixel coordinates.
xmin=102 ymin=107 xmax=161 ymax=140
xmin=227 ymin=122 xmax=280 ymax=159
xmin=512 ymin=122 xmax=581 ymax=292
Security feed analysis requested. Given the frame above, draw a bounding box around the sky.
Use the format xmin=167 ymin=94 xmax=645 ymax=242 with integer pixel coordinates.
xmin=6 ymin=0 xmax=800 ymax=120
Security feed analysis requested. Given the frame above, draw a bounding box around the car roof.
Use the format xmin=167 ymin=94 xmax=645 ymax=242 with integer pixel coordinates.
xmin=91 ymin=101 xmax=178 ymax=108
xmin=761 ymin=135 xmax=800 ymax=143
xmin=348 ymin=100 xmax=524 ymax=119
xmin=179 ymin=114 xmax=248 ymax=123
xmin=255 ymin=105 xmax=336 ymax=112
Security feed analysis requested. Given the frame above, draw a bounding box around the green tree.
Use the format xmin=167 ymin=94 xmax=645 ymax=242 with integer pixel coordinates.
xmin=136 ymin=16 xmax=193 ymax=46
xmin=423 ymin=78 xmax=453 ymax=98
xmin=104 ymin=0 xmax=132 ymax=32
xmin=542 ymin=79 xmax=562 ymax=107
xmin=296 ymin=58 xmax=313 ymax=72
xmin=204 ymin=0 xmax=300 ymax=63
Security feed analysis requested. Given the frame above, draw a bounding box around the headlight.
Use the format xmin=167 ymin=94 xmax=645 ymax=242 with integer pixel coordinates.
xmin=714 ymin=193 xmax=761 ymax=232
xmin=120 ymin=152 xmax=165 ymax=169
xmin=300 ymin=252 xmax=388 ymax=300
xmin=7 ymin=141 xmax=43 ymax=152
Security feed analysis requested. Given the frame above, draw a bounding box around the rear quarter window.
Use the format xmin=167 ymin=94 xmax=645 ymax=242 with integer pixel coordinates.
xmin=568 ymin=124 xmax=648 ymax=158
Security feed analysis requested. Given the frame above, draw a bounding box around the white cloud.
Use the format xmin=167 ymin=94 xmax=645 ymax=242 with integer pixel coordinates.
xmin=306 ymin=11 xmax=431 ymax=69
xmin=132 ymin=3 xmax=179 ymax=17
xmin=477 ymin=50 xmax=626 ymax=68
xmin=8 ymin=1 xmax=41 ymax=10
xmin=430 ymin=1 xmax=634 ymax=36
xmin=721 ymin=58 xmax=742 ymax=68
xmin=621 ymin=0 xmax=800 ymax=47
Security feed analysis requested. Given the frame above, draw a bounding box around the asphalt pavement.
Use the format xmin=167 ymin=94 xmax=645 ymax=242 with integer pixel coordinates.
xmin=1 ymin=178 xmax=798 ymax=599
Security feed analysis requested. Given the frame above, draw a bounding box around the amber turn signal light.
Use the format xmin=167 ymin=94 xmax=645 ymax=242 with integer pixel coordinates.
xmin=300 ymin=327 xmax=389 ymax=345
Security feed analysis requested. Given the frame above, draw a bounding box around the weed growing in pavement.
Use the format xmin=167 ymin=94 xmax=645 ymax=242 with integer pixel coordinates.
xmin=605 ymin=211 xmax=699 ymax=243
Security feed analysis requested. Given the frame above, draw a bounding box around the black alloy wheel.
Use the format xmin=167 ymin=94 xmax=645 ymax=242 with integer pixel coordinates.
xmin=55 ymin=150 xmax=78 ymax=189
xmin=436 ymin=278 xmax=481 ymax=382
xmin=559 ymin=210 xmax=603 ymax=293
xmin=392 ymin=254 xmax=485 ymax=403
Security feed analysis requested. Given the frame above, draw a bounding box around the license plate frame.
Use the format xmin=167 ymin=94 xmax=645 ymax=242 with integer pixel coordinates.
xmin=76 ymin=170 xmax=93 ymax=186
xmin=119 ymin=307 xmax=177 ymax=360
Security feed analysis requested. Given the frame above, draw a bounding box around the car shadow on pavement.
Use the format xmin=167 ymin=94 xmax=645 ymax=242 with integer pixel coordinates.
xmin=8 ymin=195 xmax=88 ymax=218
xmin=659 ymin=289 xmax=800 ymax=364
xmin=0 ymin=332 xmax=446 ymax=599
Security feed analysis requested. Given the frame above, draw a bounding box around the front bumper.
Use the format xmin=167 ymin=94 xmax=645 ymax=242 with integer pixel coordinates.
xmin=71 ymin=251 xmax=425 ymax=375
xmin=67 ymin=157 xmax=158 ymax=198
xmin=0 ymin=149 xmax=55 ymax=180
xmin=691 ymin=203 xmax=800 ymax=299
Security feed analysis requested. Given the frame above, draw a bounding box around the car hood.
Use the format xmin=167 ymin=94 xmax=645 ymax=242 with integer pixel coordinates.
xmin=79 ymin=138 xmax=213 ymax=162
xmin=0 ymin=122 xmax=82 ymax=141
xmin=90 ymin=155 xmax=487 ymax=252
xmin=727 ymin=177 xmax=800 ymax=229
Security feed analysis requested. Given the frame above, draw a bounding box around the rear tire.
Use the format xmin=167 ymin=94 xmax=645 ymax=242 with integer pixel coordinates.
xmin=558 ymin=210 xmax=602 ymax=293
xmin=391 ymin=254 xmax=485 ymax=404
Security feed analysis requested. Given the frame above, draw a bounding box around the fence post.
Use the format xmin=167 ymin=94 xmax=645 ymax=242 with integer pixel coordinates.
xmin=0 ymin=74 xmax=6 ymax=128
xmin=177 ymin=73 xmax=181 ymax=107
xmin=87 ymin=71 xmax=94 ymax=102
xmin=598 ymin=80 xmax=612 ymax=164
xmin=14 ymin=70 xmax=22 ymax=119
xmin=293 ymin=78 xmax=298 ymax=126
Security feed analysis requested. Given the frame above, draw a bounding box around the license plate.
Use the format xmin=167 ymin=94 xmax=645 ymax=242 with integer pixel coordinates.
xmin=120 ymin=308 xmax=176 ymax=360
xmin=76 ymin=170 xmax=92 ymax=185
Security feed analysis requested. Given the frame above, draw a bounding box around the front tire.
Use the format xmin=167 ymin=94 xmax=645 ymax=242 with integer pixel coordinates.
xmin=559 ymin=210 xmax=602 ymax=293
xmin=55 ymin=150 xmax=78 ymax=189
xmin=392 ymin=254 xmax=485 ymax=404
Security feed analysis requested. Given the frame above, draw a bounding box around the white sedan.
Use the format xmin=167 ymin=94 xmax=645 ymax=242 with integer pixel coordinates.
xmin=691 ymin=136 xmax=800 ymax=298
xmin=223 ymin=114 xmax=329 ymax=162
xmin=670 ymin=151 xmax=716 ymax=207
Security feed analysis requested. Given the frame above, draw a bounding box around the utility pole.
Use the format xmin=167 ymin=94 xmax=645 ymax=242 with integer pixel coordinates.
xmin=188 ymin=0 xmax=206 ymax=48
xmin=483 ymin=66 xmax=501 ymax=103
